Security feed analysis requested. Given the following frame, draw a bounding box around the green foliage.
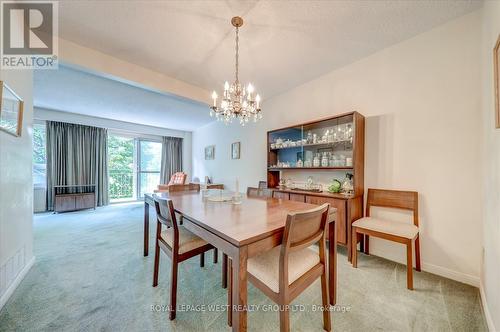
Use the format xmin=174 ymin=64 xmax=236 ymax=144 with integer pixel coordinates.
xmin=108 ymin=135 xmax=134 ymax=171
xmin=33 ymin=124 xmax=46 ymax=164
xmin=108 ymin=135 xmax=134 ymax=199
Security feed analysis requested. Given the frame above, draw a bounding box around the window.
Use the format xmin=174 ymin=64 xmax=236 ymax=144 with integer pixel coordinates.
xmin=108 ymin=134 xmax=162 ymax=201
xmin=33 ymin=122 xmax=46 ymax=188
xmin=108 ymin=134 xmax=135 ymax=202
xmin=138 ymin=140 xmax=162 ymax=198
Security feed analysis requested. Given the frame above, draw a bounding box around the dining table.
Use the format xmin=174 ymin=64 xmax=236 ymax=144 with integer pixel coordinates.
xmin=143 ymin=191 xmax=337 ymax=332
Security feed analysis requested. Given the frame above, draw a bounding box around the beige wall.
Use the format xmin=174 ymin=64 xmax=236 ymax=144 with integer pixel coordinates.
xmin=480 ymin=1 xmax=500 ymax=330
xmin=0 ymin=69 xmax=35 ymax=309
xmin=193 ymin=11 xmax=482 ymax=285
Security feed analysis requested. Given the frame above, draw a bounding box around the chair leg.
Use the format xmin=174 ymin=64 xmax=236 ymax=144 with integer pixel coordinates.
xmin=200 ymin=252 xmax=205 ymax=267
xmin=415 ymin=235 xmax=421 ymax=272
xmin=222 ymin=253 xmax=228 ymax=288
xmin=152 ymin=240 xmax=160 ymax=287
xmin=365 ymin=235 xmax=370 ymax=255
xmin=227 ymin=258 xmax=232 ymax=327
xmin=320 ymin=269 xmax=331 ymax=331
xmin=213 ymin=248 xmax=218 ymax=264
xmin=359 ymin=234 xmax=364 ymax=254
xmin=169 ymin=258 xmax=179 ymax=320
xmin=279 ymin=305 xmax=290 ymax=332
xmin=352 ymin=228 xmax=358 ymax=268
xmin=406 ymin=240 xmax=413 ymax=290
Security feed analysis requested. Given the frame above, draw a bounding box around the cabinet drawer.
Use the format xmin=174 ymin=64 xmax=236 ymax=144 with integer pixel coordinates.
xmin=273 ymin=191 xmax=290 ymax=200
xmin=305 ymin=196 xmax=347 ymax=245
xmin=55 ymin=195 xmax=76 ymax=212
xmin=289 ymin=193 xmax=305 ymax=202
xmin=75 ymin=193 xmax=95 ymax=210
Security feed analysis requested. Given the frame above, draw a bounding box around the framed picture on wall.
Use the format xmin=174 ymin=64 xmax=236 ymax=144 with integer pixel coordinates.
xmin=0 ymin=81 xmax=24 ymax=137
xmin=231 ymin=142 xmax=240 ymax=159
xmin=495 ymin=34 xmax=500 ymax=128
xmin=205 ymin=145 xmax=215 ymax=160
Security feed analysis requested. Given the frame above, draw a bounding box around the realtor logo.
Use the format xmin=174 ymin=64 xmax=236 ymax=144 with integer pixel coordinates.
xmin=1 ymin=1 xmax=58 ymax=69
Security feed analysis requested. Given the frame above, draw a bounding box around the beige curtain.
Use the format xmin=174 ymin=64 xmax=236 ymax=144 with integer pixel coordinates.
xmin=46 ymin=121 xmax=109 ymax=210
xmin=160 ymin=136 xmax=183 ymax=184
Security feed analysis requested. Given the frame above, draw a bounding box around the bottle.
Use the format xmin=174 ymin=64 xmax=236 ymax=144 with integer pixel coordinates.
xmin=313 ymin=153 xmax=320 ymax=167
xmin=307 ymin=131 xmax=313 ymax=144
xmin=297 ymin=159 xmax=303 ymax=168
xmin=341 ymin=173 xmax=354 ymax=195
xmin=321 ymin=152 xmax=329 ymax=167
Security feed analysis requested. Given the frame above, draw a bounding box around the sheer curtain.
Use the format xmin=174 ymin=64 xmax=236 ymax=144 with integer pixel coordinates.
xmin=46 ymin=121 xmax=109 ymax=210
xmin=160 ymin=136 xmax=183 ymax=184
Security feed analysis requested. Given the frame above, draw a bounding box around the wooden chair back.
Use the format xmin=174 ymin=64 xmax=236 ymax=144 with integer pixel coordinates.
xmin=258 ymin=181 xmax=267 ymax=189
xmin=247 ymin=187 xmax=273 ymax=198
xmin=281 ymin=203 xmax=330 ymax=252
xmin=247 ymin=187 xmax=259 ymax=197
xmin=153 ymin=195 xmax=178 ymax=228
xmin=168 ymin=172 xmax=187 ymax=185
xmin=366 ymin=188 xmax=419 ymax=227
xmin=278 ymin=203 xmax=329 ymax=296
xmin=169 ymin=183 xmax=201 ymax=192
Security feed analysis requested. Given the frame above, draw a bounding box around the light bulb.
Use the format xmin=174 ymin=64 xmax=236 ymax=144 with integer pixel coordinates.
xmin=256 ymin=94 xmax=261 ymax=108
xmin=247 ymin=83 xmax=254 ymax=94
xmin=224 ymin=81 xmax=229 ymax=90
xmin=211 ymin=91 xmax=217 ymax=106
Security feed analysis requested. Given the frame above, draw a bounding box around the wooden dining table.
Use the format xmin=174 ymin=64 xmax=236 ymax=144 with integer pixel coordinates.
xmin=144 ymin=191 xmax=337 ymax=332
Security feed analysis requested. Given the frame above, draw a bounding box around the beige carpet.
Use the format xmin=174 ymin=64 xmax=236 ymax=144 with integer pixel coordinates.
xmin=0 ymin=202 xmax=487 ymax=331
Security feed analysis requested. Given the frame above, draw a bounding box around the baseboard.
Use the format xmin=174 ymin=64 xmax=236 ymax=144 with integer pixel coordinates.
xmin=479 ymin=282 xmax=496 ymax=332
xmin=0 ymin=256 xmax=35 ymax=311
xmin=421 ymin=262 xmax=479 ymax=287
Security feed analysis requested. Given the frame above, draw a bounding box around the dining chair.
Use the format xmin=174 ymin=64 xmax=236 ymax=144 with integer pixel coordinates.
xmin=168 ymin=172 xmax=187 ymax=185
xmin=247 ymin=186 xmax=273 ymax=198
xmin=228 ymin=203 xmax=332 ymax=332
xmin=158 ymin=183 xmax=217 ymax=262
xmin=152 ymin=196 xmax=217 ymax=320
xmin=258 ymin=181 xmax=267 ymax=189
xmin=168 ymin=183 xmax=201 ymax=192
xmin=351 ymin=188 xmax=420 ymax=290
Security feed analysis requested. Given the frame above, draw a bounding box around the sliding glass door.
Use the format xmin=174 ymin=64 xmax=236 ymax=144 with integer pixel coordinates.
xmin=108 ymin=135 xmax=136 ymax=202
xmin=137 ymin=140 xmax=162 ymax=198
xmin=108 ymin=135 xmax=162 ymax=202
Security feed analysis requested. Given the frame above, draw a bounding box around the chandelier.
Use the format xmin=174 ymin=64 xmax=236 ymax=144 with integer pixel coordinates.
xmin=210 ymin=16 xmax=262 ymax=125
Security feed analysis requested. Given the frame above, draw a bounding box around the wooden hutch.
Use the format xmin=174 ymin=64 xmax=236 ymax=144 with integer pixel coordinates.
xmin=267 ymin=111 xmax=365 ymax=261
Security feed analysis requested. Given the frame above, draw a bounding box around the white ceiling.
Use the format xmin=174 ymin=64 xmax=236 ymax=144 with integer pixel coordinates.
xmin=34 ymin=65 xmax=212 ymax=131
xmin=57 ymin=0 xmax=482 ymax=100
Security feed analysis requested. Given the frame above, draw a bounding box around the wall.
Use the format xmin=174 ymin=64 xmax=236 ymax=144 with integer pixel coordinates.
xmin=193 ymin=11 xmax=482 ymax=285
xmin=480 ymin=1 xmax=500 ymax=330
xmin=33 ymin=108 xmax=193 ymax=210
xmin=0 ymin=70 xmax=35 ymax=309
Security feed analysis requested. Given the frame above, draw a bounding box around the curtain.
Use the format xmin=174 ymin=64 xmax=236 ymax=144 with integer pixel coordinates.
xmin=46 ymin=121 xmax=109 ymax=210
xmin=160 ymin=136 xmax=183 ymax=184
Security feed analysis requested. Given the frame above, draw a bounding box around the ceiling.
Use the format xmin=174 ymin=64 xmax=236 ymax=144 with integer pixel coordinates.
xmin=34 ymin=65 xmax=211 ymax=131
xmin=57 ymin=0 xmax=482 ymax=100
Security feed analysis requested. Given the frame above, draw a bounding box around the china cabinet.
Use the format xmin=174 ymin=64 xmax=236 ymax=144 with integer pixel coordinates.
xmin=267 ymin=111 xmax=365 ymax=261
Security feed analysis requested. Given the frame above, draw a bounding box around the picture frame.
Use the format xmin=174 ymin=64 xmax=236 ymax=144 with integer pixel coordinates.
xmin=0 ymin=81 xmax=24 ymax=137
xmin=205 ymin=145 xmax=215 ymax=160
xmin=495 ymin=34 xmax=500 ymax=128
xmin=231 ymin=142 xmax=240 ymax=159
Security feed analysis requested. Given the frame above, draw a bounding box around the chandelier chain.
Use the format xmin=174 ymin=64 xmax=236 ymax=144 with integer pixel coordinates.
xmin=235 ymin=27 xmax=239 ymax=83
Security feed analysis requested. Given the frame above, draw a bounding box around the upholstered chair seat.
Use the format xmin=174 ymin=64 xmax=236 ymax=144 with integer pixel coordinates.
xmin=247 ymin=246 xmax=320 ymax=293
xmin=352 ymin=217 xmax=419 ymax=239
xmin=161 ymin=227 xmax=208 ymax=254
